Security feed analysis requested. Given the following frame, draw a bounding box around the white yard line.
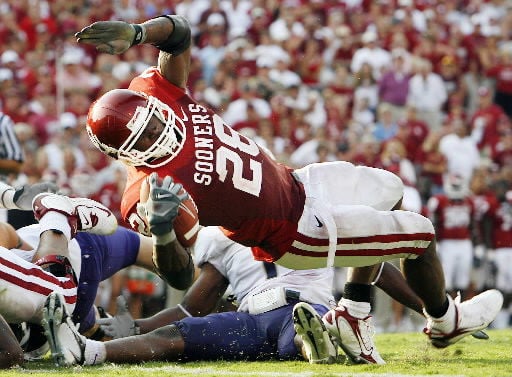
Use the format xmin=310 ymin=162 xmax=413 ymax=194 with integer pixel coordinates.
xmin=120 ymin=365 xmax=467 ymax=377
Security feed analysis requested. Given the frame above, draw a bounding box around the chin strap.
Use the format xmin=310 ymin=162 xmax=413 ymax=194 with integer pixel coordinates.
xmin=35 ymin=255 xmax=78 ymax=285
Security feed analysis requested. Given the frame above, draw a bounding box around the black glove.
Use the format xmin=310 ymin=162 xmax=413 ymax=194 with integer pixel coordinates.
xmin=75 ymin=21 xmax=143 ymax=54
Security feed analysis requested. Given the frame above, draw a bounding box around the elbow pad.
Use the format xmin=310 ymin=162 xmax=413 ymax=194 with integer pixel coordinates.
xmin=153 ymin=15 xmax=191 ymax=56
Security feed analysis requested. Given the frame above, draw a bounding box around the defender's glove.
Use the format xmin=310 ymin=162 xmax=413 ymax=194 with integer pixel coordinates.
xmin=14 ymin=182 xmax=58 ymax=210
xmin=96 ymin=296 xmax=138 ymax=339
xmin=75 ymin=21 xmax=146 ymax=54
xmin=145 ymin=173 xmax=189 ymax=243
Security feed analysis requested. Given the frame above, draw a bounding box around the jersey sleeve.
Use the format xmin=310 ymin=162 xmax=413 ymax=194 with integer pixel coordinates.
xmin=193 ymin=226 xmax=232 ymax=277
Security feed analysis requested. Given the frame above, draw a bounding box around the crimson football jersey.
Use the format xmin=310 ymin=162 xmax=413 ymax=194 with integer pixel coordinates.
xmin=427 ymin=195 xmax=474 ymax=240
xmin=488 ymin=199 xmax=512 ymax=248
xmin=121 ymin=67 xmax=305 ymax=261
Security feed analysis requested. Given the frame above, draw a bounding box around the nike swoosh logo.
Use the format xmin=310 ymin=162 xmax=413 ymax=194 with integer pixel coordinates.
xmin=314 ymin=216 xmax=323 ymax=228
xmin=156 ymin=193 xmax=175 ymax=200
xmin=179 ymin=106 xmax=189 ymax=121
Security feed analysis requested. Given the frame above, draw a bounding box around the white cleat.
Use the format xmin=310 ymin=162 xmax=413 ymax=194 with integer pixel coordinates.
xmin=424 ymin=289 xmax=504 ymax=348
xmin=41 ymin=292 xmax=86 ymax=366
xmin=293 ymin=302 xmax=338 ymax=364
xmin=33 ymin=193 xmax=117 ymax=238
xmin=323 ymin=304 xmax=385 ymax=364
xmin=70 ymin=197 xmax=117 ymax=235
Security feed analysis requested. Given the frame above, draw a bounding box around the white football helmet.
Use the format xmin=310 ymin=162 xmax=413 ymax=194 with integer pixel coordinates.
xmin=443 ymin=174 xmax=468 ymax=200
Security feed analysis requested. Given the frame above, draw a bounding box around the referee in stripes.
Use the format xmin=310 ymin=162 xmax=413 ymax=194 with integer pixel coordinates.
xmin=0 ymin=111 xmax=25 ymax=227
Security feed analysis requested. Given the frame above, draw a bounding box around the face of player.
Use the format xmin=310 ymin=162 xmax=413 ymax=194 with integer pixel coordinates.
xmin=134 ymin=115 xmax=165 ymax=152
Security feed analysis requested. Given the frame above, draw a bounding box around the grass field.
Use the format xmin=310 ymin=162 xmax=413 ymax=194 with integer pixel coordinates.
xmin=1 ymin=329 xmax=511 ymax=377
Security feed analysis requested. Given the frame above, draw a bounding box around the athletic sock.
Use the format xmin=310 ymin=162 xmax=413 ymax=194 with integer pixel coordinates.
xmin=84 ymin=339 xmax=107 ymax=366
xmin=339 ymin=298 xmax=371 ymax=319
xmin=424 ymin=295 xmax=455 ymax=333
xmin=38 ymin=212 xmax=72 ymax=241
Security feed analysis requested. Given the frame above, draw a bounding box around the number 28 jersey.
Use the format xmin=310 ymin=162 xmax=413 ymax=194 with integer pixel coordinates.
xmin=121 ymin=67 xmax=305 ymax=261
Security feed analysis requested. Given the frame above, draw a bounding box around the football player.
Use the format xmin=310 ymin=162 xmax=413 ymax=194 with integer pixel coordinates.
xmin=427 ymin=174 xmax=475 ymax=299
xmin=72 ymin=14 xmax=502 ymax=362
xmin=41 ymin=226 xmax=336 ymax=366
xmin=0 ymin=177 xmax=194 ymax=365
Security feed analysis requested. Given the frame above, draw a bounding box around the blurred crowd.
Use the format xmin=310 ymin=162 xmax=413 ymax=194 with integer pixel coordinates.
xmin=1 ymin=0 xmax=512 ymax=330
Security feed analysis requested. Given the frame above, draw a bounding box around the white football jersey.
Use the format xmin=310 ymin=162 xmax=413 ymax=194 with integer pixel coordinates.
xmin=193 ymin=226 xmax=334 ymax=312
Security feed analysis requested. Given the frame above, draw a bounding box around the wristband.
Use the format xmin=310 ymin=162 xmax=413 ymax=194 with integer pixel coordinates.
xmin=152 ymin=230 xmax=176 ymax=245
xmin=0 ymin=186 xmax=16 ymax=209
xmin=131 ymin=24 xmax=147 ymax=46
xmin=133 ymin=322 xmax=141 ymax=335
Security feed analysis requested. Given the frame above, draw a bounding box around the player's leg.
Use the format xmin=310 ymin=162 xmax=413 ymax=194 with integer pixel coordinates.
xmin=42 ymin=290 xmax=185 ymax=366
xmin=0 ymin=314 xmax=24 ymax=369
xmin=403 ymin=240 xmax=503 ymax=348
xmin=0 ymin=247 xmax=77 ymax=324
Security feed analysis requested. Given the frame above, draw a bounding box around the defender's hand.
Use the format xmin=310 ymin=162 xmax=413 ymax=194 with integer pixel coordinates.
xmin=97 ymin=296 xmax=137 ymax=339
xmin=75 ymin=21 xmax=137 ymax=54
xmin=14 ymin=182 xmax=58 ymax=210
xmin=145 ymin=173 xmax=188 ymax=237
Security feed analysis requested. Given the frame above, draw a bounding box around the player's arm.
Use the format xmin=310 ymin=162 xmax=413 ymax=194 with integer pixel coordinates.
xmin=75 ymin=15 xmax=191 ymax=88
xmin=0 ymin=314 xmax=23 ymax=369
xmin=141 ymin=173 xmax=195 ymax=290
xmin=136 ymin=262 xmax=229 ymax=333
xmin=136 ymin=233 xmax=194 ymax=291
xmin=98 ymin=262 xmax=229 ymax=338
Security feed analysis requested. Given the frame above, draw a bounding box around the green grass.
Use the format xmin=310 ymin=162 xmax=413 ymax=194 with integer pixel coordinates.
xmin=1 ymin=329 xmax=511 ymax=377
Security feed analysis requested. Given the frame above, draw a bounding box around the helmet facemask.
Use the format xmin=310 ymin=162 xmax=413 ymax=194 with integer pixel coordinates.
xmin=117 ymin=95 xmax=186 ymax=167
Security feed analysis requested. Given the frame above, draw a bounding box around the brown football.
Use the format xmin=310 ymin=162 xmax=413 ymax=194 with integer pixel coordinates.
xmin=139 ymin=177 xmax=199 ymax=247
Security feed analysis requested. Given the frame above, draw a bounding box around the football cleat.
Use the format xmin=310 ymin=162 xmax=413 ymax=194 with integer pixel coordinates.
xmin=424 ymin=289 xmax=503 ymax=348
xmin=33 ymin=193 xmax=117 ymax=238
xmin=293 ymin=302 xmax=338 ymax=364
xmin=70 ymin=197 xmax=118 ymax=235
xmin=42 ymin=292 xmax=86 ymax=366
xmin=323 ymin=305 xmax=385 ymax=364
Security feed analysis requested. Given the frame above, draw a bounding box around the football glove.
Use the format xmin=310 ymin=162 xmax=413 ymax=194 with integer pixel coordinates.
xmin=14 ymin=182 xmax=58 ymax=210
xmin=96 ymin=296 xmax=137 ymax=339
xmin=145 ymin=173 xmax=188 ymax=237
xmin=75 ymin=21 xmax=140 ymax=54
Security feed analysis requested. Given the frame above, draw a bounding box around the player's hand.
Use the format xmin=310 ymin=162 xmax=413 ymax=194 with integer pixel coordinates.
xmin=145 ymin=173 xmax=188 ymax=236
xmin=96 ymin=296 xmax=137 ymax=339
xmin=13 ymin=182 xmax=58 ymax=210
xmin=75 ymin=21 xmax=136 ymax=54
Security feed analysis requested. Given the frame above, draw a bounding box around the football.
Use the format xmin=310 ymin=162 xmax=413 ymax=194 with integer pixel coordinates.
xmin=139 ymin=176 xmax=200 ymax=248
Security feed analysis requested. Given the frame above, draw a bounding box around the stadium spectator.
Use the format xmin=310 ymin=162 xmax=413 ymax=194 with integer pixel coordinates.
xmin=350 ymin=29 xmax=391 ymax=80
xmin=470 ymin=86 xmax=507 ymax=159
xmin=373 ymin=103 xmax=399 ymax=143
xmin=439 ymin=117 xmax=481 ymax=184
xmin=407 ymin=58 xmax=448 ymax=132
xmin=417 ymin=131 xmax=448 ymax=200
xmin=377 ymin=48 xmax=412 ymax=122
